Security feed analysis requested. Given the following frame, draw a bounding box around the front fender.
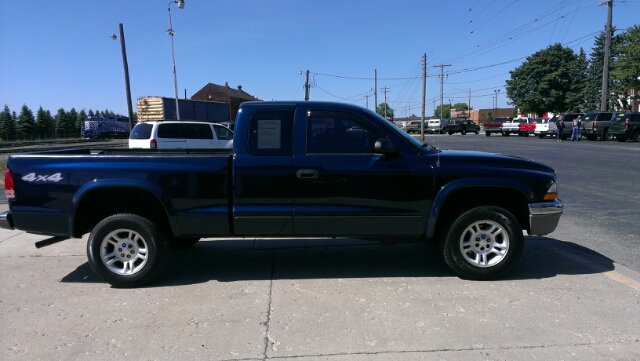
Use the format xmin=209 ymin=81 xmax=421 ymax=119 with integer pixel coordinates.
xmin=425 ymin=177 xmax=532 ymax=238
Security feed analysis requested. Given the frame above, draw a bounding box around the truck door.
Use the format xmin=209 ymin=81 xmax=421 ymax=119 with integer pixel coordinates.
xmin=292 ymin=109 xmax=428 ymax=237
xmin=232 ymin=109 xmax=295 ymax=235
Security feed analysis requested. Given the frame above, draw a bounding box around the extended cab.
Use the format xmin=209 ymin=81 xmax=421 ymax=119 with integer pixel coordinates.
xmin=1 ymin=101 xmax=563 ymax=287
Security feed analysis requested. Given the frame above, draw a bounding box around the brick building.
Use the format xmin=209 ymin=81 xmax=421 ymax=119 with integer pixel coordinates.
xmin=191 ymin=82 xmax=261 ymax=121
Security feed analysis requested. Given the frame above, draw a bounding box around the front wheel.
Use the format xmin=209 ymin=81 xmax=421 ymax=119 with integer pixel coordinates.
xmin=485 ymin=132 xmax=491 ymax=137
xmin=461 ymin=129 xmax=467 ymax=135
xmin=442 ymin=206 xmax=524 ymax=280
xmin=87 ymin=213 xmax=170 ymax=288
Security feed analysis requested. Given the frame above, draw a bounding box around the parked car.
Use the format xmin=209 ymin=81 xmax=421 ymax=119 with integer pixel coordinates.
xmin=518 ymin=118 xmax=536 ymax=137
xmin=405 ymin=120 xmax=424 ymax=134
xmin=609 ymin=112 xmax=640 ymax=142
xmin=533 ymin=118 xmax=552 ymax=138
xmin=500 ymin=118 xmax=522 ymax=136
xmin=581 ymin=112 xmax=617 ymax=141
xmin=545 ymin=113 xmax=583 ymax=139
xmin=444 ymin=119 xmax=480 ymax=135
xmin=129 ymin=120 xmax=234 ymax=149
xmin=426 ymin=119 xmax=444 ymax=134
xmin=483 ymin=117 xmax=512 ymax=136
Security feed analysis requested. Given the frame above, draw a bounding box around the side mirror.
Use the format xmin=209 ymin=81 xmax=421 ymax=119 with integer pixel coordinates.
xmin=374 ymin=138 xmax=399 ymax=155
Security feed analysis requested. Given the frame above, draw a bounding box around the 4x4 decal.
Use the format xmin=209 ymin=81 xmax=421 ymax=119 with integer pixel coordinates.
xmin=21 ymin=173 xmax=63 ymax=182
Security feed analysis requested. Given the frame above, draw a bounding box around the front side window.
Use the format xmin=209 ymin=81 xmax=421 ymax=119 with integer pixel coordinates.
xmin=213 ymin=124 xmax=234 ymax=140
xmin=307 ymin=110 xmax=383 ymax=154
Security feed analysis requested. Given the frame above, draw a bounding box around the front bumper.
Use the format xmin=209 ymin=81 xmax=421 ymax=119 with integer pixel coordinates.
xmin=0 ymin=211 xmax=15 ymax=230
xmin=528 ymin=199 xmax=563 ymax=235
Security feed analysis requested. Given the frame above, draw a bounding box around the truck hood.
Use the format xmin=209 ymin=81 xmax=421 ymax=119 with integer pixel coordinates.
xmin=425 ymin=150 xmax=554 ymax=173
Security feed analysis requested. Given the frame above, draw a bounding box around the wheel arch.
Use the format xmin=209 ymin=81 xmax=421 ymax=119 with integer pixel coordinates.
xmin=70 ymin=180 xmax=176 ymax=238
xmin=426 ymin=182 xmax=530 ymax=241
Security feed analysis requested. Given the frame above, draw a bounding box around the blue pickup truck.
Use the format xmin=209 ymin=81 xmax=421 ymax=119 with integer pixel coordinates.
xmin=1 ymin=101 xmax=564 ymax=287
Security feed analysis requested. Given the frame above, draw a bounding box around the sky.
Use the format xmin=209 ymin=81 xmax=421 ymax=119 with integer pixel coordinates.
xmin=1 ymin=0 xmax=639 ymax=119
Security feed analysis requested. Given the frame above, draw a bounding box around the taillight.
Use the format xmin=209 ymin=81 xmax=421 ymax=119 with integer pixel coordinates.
xmin=625 ymin=120 xmax=629 ymax=129
xmin=593 ymin=122 xmax=597 ymax=129
xmin=4 ymin=168 xmax=15 ymax=200
xmin=150 ymin=139 xmax=157 ymax=149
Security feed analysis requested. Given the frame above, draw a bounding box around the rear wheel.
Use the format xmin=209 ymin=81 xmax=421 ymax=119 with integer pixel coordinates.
xmin=502 ymin=132 xmax=510 ymax=137
xmin=633 ymin=132 xmax=640 ymax=142
xmin=442 ymin=206 xmax=524 ymax=280
xmin=524 ymin=132 xmax=530 ymax=137
xmin=603 ymin=129 xmax=613 ymax=141
xmin=485 ymin=132 xmax=491 ymax=137
xmin=87 ymin=213 xmax=170 ymax=288
xmin=474 ymin=128 xmax=479 ymax=135
xmin=538 ymin=133 xmax=544 ymax=139
xmin=448 ymin=132 xmax=454 ymax=135
xmin=461 ymin=129 xmax=467 ymax=135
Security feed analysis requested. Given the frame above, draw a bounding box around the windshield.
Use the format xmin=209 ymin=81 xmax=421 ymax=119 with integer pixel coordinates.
xmin=363 ymin=108 xmax=426 ymax=152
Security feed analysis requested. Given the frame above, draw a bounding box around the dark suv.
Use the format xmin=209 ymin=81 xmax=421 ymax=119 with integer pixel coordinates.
xmin=609 ymin=112 xmax=640 ymax=142
xmin=581 ymin=112 xmax=618 ymax=141
xmin=444 ymin=119 xmax=480 ymax=135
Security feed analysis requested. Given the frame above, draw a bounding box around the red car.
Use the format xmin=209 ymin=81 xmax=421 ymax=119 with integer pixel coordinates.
xmin=518 ymin=118 xmax=536 ymax=137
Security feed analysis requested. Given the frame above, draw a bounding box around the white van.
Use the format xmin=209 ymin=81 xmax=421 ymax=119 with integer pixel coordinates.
xmin=426 ymin=119 xmax=444 ymax=134
xmin=129 ymin=121 xmax=234 ymax=149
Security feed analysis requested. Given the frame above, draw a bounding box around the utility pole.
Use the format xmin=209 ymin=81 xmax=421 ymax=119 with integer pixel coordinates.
xmin=421 ymin=53 xmax=427 ymax=141
xmin=365 ymin=94 xmax=370 ymax=109
xmin=380 ymin=87 xmax=390 ymax=118
xmin=374 ymin=69 xmax=378 ymax=111
xmin=599 ymin=0 xmax=613 ymax=111
xmin=434 ymin=64 xmax=451 ymax=122
xmin=468 ymin=88 xmax=471 ymax=121
xmin=304 ymin=70 xmax=310 ymax=101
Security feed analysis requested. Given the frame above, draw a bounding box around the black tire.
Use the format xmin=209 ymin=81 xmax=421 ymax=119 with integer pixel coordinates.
xmin=461 ymin=129 xmax=466 ymax=135
xmin=538 ymin=133 xmax=544 ymax=139
xmin=474 ymin=128 xmax=479 ymax=135
xmin=524 ymin=132 xmax=530 ymax=137
xmin=502 ymin=132 xmax=510 ymax=137
xmin=448 ymin=132 xmax=454 ymax=135
xmin=442 ymin=206 xmax=524 ymax=280
xmin=633 ymin=132 xmax=640 ymax=142
xmin=87 ymin=213 xmax=170 ymax=288
xmin=603 ymin=129 xmax=613 ymax=141
xmin=485 ymin=131 xmax=491 ymax=137
xmin=170 ymin=237 xmax=200 ymax=250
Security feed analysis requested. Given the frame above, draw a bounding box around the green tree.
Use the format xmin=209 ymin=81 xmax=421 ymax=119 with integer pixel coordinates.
xmin=67 ymin=108 xmax=79 ymax=137
xmin=506 ymin=44 xmax=580 ymax=115
xmin=584 ymin=29 xmax=624 ymax=111
xmin=35 ymin=106 xmax=54 ymax=139
xmin=506 ymin=44 xmax=577 ymax=114
xmin=16 ymin=104 xmax=37 ymax=140
xmin=55 ymin=108 xmax=70 ymax=138
xmin=0 ymin=105 xmax=16 ymax=141
xmin=77 ymin=109 xmax=87 ymax=135
xmin=565 ymin=48 xmax=590 ymax=112
xmin=612 ymin=25 xmax=640 ymax=110
xmin=376 ymin=103 xmax=395 ymax=118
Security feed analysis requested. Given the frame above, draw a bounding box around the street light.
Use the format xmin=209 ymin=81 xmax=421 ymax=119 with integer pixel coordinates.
xmin=494 ymin=89 xmax=500 ymax=118
xmin=111 ymin=24 xmax=134 ymax=132
xmin=167 ymin=0 xmax=185 ymax=119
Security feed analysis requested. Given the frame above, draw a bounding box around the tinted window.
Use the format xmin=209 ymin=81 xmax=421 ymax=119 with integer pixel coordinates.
xmin=184 ymin=123 xmax=213 ymax=139
xmin=157 ymin=123 xmax=185 ymax=139
xmin=247 ymin=110 xmax=294 ymax=156
xmin=129 ymin=123 xmax=152 ymax=139
xmin=307 ymin=110 xmax=382 ymax=154
xmin=213 ymin=124 xmax=234 ymax=140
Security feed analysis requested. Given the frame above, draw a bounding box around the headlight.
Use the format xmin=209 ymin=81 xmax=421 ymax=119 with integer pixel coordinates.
xmin=543 ymin=181 xmax=558 ymax=201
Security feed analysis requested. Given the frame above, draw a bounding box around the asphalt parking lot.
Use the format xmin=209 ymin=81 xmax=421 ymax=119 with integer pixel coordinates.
xmin=1 ymin=134 xmax=638 ymax=361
